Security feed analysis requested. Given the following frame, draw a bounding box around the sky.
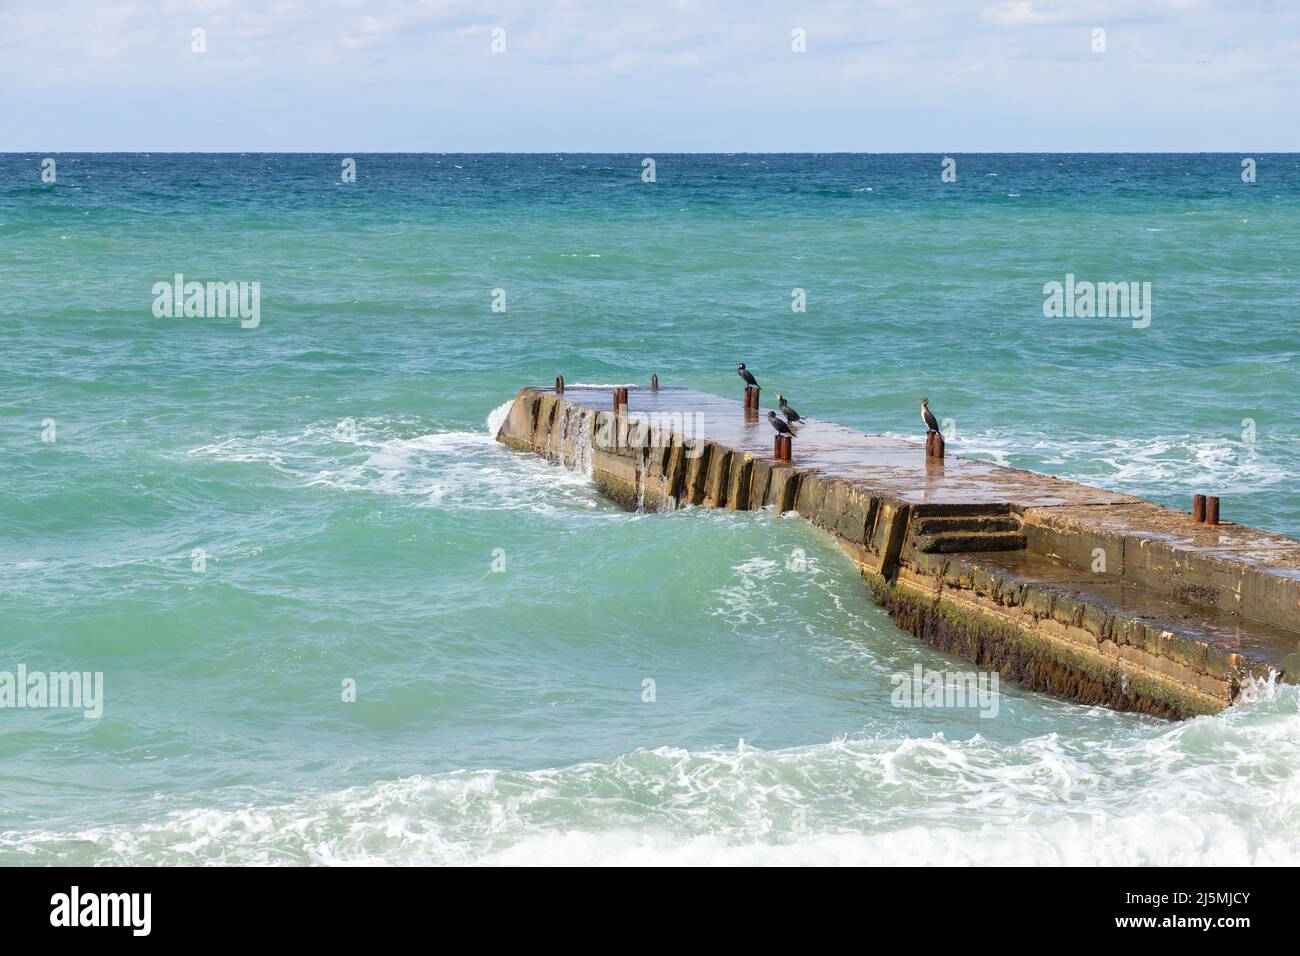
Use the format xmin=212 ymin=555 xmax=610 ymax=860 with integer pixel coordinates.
xmin=2 ymin=0 xmax=1298 ymax=151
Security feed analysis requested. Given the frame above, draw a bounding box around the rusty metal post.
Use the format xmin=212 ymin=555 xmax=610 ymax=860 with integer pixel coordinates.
xmin=775 ymin=434 xmax=792 ymax=462
xmin=1193 ymin=494 xmax=1206 ymax=523
xmin=743 ymin=386 xmax=754 ymax=410
xmin=556 ymin=375 xmax=564 ymax=394
xmin=613 ymin=387 xmax=628 ymax=413
xmin=651 ymin=374 xmax=658 ymax=391
xmin=927 ymin=432 xmax=945 ymax=460
xmin=1206 ymin=496 xmax=1220 ymax=526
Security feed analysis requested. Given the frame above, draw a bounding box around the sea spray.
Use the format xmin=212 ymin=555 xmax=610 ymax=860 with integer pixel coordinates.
xmin=575 ymin=408 xmax=594 ymax=479
xmin=485 ymin=400 xmax=514 ymax=438
xmin=636 ymin=448 xmax=648 ymax=513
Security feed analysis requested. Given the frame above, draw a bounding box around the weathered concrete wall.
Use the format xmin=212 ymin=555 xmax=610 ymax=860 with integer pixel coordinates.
xmin=1023 ymin=504 xmax=1300 ymax=635
xmin=496 ymin=386 xmax=1296 ymax=719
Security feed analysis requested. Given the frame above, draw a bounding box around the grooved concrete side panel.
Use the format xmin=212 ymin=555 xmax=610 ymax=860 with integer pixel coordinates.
xmin=769 ymin=467 xmax=800 ymax=514
xmin=748 ymin=458 xmax=773 ymax=511
xmin=705 ymin=446 xmax=732 ymax=508
xmin=728 ymin=455 xmax=754 ymax=511
xmin=684 ymin=443 xmax=712 ymax=505
xmin=793 ymin=472 xmax=825 ymax=519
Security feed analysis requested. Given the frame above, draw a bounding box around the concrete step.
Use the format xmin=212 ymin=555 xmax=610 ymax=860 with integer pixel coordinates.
xmin=914 ymin=530 xmax=1028 ymax=553
xmin=910 ymin=502 xmax=1014 ymax=518
xmin=913 ymin=515 xmax=1021 ymax=534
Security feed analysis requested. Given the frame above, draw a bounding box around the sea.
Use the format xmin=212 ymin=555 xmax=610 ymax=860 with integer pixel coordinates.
xmin=1 ymin=153 xmax=1298 ymax=864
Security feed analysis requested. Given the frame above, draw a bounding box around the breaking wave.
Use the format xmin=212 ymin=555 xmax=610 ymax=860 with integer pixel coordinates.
xmin=185 ymin=402 xmax=599 ymax=515
xmin=5 ymin=685 xmax=1297 ymax=866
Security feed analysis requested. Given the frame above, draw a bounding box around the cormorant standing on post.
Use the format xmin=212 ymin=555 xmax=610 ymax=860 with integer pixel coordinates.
xmin=776 ymin=394 xmax=801 ymax=423
xmin=767 ymin=411 xmax=794 ymax=436
xmin=919 ymin=398 xmax=940 ymax=434
xmin=737 ymin=363 xmax=760 ymax=390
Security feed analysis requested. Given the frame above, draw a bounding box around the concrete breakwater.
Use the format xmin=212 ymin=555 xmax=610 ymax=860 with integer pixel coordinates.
xmin=496 ymin=384 xmax=1300 ymax=718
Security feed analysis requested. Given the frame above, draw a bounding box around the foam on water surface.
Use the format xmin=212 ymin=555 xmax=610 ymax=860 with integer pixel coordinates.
xmin=4 ymin=685 xmax=1297 ymax=865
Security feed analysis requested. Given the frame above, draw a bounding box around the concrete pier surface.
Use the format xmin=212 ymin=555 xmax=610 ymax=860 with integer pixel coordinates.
xmin=496 ymin=384 xmax=1300 ymax=718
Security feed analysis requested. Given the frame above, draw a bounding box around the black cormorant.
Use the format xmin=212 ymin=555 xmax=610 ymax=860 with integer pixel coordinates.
xmin=767 ymin=411 xmax=794 ymax=436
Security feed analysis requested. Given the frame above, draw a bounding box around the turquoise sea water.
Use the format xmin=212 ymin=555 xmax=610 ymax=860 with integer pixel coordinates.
xmin=2 ymin=153 xmax=1299 ymax=865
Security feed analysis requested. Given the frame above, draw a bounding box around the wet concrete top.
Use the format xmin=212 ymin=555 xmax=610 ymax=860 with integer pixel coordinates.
xmin=536 ymin=385 xmax=1300 ymax=573
xmin=550 ymin=385 xmax=1140 ymax=507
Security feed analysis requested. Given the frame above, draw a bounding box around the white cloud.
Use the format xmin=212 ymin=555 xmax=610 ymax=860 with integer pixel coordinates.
xmin=0 ymin=0 xmax=1296 ymax=149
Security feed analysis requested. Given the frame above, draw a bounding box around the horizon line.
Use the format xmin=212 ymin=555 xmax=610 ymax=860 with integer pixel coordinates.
xmin=1 ymin=150 xmax=1292 ymax=156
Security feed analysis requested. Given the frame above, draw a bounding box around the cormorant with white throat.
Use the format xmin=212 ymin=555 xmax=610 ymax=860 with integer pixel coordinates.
xmin=776 ymin=393 xmax=801 ymax=423
xmin=919 ymin=398 xmax=940 ymax=434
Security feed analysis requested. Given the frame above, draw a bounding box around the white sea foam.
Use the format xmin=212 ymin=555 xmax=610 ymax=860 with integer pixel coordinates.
xmin=485 ymin=399 xmax=513 ymax=437
xmin=712 ymin=555 xmax=782 ymax=626
xmin=5 ymin=687 xmax=1298 ymax=866
xmin=185 ymin=408 xmax=600 ymax=515
xmin=886 ymin=428 xmax=1292 ymax=495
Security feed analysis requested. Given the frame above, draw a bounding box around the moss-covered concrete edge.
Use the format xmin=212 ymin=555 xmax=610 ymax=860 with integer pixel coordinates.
xmin=857 ymin=566 xmax=1224 ymax=719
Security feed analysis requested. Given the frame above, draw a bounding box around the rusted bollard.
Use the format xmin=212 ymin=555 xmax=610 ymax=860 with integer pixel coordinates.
xmin=775 ymin=434 xmax=792 ymax=462
xmin=556 ymin=374 xmax=564 ymax=394
xmin=1206 ymin=496 xmax=1220 ymax=526
xmin=743 ymin=386 xmax=756 ymax=410
xmin=926 ymin=432 xmax=945 ymax=460
xmin=651 ymin=374 xmax=658 ymax=391
xmin=1193 ymin=494 xmax=1206 ymax=523
xmin=613 ymin=387 xmax=628 ymax=413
